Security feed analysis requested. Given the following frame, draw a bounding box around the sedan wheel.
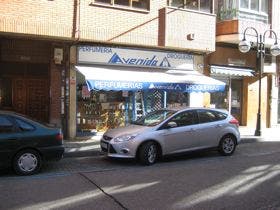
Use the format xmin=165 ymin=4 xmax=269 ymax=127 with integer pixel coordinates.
xmin=139 ymin=142 xmax=158 ymax=165
xmin=219 ymin=135 xmax=236 ymax=156
xmin=13 ymin=149 xmax=42 ymax=175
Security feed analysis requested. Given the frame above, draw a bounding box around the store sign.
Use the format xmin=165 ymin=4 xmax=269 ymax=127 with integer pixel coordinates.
xmin=86 ymin=80 xmax=224 ymax=93
xmin=78 ymin=46 xmax=194 ymax=69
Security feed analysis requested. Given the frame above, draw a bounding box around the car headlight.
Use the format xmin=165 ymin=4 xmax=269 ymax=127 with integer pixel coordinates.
xmin=113 ymin=133 xmax=138 ymax=143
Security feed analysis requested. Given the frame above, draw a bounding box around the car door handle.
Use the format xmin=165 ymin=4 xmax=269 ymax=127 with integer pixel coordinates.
xmin=185 ymin=128 xmax=196 ymax=133
xmin=215 ymin=124 xmax=223 ymax=128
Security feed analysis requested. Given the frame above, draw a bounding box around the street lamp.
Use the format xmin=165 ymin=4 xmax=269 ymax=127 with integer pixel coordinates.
xmin=239 ymin=27 xmax=280 ymax=136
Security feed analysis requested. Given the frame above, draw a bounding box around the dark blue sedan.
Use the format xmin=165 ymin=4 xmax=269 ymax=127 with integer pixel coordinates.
xmin=0 ymin=111 xmax=64 ymax=175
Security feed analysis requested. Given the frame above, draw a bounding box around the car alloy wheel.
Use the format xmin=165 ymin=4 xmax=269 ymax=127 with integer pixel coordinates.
xmin=13 ymin=149 xmax=42 ymax=175
xmin=219 ymin=135 xmax=236 ymax=156
xmin=139 ymin=142 xmax=158 ymax=165
xmin=147 ymin=144 xmax=157 ymax=163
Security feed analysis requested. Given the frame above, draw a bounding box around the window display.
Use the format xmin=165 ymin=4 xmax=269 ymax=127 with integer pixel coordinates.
xmin=77 ymin=85 xmax=126 ymax=132
xmin=77 ymin=84 xmax=190 ymax=134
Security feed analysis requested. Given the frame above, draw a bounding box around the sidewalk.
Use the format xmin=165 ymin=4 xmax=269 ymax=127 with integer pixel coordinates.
xmin=64 ymin=126 xmax=280 ymax=158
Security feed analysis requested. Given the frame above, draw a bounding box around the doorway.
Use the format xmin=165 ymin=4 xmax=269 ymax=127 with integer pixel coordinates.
xmin=0 ymin=62 xmax=49 ymax=122
xmin=211 ymin=76 xmax=243 ymax=123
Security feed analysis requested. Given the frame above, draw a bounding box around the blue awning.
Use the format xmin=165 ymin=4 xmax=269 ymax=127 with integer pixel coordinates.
xmin=76 ymin=66 xmax=226 ymax=93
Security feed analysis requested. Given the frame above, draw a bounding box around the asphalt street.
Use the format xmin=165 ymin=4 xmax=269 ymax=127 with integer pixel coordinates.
xmin=1 ymin=140 xmax=280 ymax=210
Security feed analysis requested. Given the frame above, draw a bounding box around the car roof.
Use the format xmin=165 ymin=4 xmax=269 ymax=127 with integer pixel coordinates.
xmin=0 ymin=110 xmax=29 ymax=118
xmin=163 ymin=107 xmax=229 ymax=113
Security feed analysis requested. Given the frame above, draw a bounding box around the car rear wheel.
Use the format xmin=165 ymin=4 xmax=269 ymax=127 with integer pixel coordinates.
xmin=13 ymin=149 xmax=42 ymax=175
xmin=138 ymin=142 xmax=158 ymax=165
xmin=219 ymin=135 xmax=236 ymax=156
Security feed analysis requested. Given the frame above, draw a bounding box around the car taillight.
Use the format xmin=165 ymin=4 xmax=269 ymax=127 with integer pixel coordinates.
xmin=229 ymin=118 xmax=239 ymax=127
xmin=55 ymin=133 xmax=63 ymax=141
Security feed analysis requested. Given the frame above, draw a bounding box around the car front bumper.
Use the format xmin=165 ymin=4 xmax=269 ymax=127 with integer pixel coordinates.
xmin=100 ymin=139 xmax=136 ymax=158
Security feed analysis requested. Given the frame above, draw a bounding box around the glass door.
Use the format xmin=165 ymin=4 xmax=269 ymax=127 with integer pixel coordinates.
xmin=230 ymin=79 xmax=242 ymax=122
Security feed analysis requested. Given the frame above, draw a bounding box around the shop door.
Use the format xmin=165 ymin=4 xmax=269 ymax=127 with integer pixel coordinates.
xmin=230 ymin=79 xmax=242 ymax=123
xmin=13 ymin=78 xmax=49 ymax=122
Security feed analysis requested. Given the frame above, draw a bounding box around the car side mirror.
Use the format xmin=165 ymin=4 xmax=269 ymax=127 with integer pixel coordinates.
xmin=167 ymin=121 xmax=177 ymax=128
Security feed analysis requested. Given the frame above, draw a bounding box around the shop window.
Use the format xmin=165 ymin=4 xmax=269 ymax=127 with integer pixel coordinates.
xmin=166 ymin=92 xmax=189 ymax=108
xmin=93 ymin=0 xmax=150 ymax=10
xmin=77 ymin=85 xmax=127 ymax=133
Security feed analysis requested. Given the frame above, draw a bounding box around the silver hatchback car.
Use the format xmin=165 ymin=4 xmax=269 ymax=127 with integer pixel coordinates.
xmin=100 ymin=107 xmax=240 ymax=165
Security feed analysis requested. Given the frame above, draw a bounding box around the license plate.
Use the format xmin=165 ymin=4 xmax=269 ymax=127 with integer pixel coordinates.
xmin=101 ymin=142 xmax=108 ymax=149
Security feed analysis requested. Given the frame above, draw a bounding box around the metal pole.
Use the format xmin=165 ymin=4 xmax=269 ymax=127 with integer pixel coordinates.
xmin=255 ymin=35 xmax=264 ymax=136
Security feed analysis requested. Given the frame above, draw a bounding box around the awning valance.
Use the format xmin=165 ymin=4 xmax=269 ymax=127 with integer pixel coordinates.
xmin=76 ymin=66 xmax=225 ymax=93
xmin=211 ymin=65 xmax=254 ymax=77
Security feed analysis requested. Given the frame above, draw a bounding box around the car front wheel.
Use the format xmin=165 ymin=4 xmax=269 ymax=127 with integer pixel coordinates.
xmin=13 ymin=149 xmax=42 ymax=175
xmin=138 ymin=142 xmax=158 ymax=165
xmin=218 ymin=135 xmax=236 ymax=156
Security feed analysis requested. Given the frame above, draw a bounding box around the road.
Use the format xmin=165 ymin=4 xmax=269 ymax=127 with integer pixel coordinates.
xmin=1 ymin=140 xmax=280 ymax=210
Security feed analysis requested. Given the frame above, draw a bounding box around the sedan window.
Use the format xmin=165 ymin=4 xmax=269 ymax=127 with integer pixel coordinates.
xmin=0 ymin=115 xmax=14 ymax=133
xmin=198 ymin=110 xmax=227 ymax=123
xmin=167 ymin=111 xmax=198 ymax=127
xmin=132 ymin=110 xmax=176 ymax=126
xmin=15 ymin=118 xmax=35 ymax=131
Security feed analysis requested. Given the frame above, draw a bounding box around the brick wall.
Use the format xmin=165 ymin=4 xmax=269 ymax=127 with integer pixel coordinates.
xmin=1 ymin=39 xmax=50 ymax=63
xmin=164 ymin=8 xmax=216 ymax=52
xmin=0 ymin=0 xmax=74 ymax=38
xmin=1 ymin=0 xmax=217 ymax=52
xmin=79 ymin=0 xmax=166 ymax=46
xmin=49 ymin=61 xmax=63 ymax=126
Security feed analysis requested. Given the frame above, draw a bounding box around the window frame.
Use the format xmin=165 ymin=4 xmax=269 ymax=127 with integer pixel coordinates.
xmin=167 ymin=0 xmax=213 ymax=13
xmin=92 ymin=0 xmax=150 ymax=11
xmin=239 ymin=0 xmax=268 ymax=16
xmin=161 ymin=110 xmax=199 ymax=129
xmin=197 ymin=109 xmax=227 ymax=124
xmin=14 ymin=117 xmax=35 ymax=132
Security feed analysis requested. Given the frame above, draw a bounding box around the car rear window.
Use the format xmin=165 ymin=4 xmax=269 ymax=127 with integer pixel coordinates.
xmin=198 ymin=110 xmax=227 ymax=123
xmin=15 ymin=118 xmax=35 ymax=131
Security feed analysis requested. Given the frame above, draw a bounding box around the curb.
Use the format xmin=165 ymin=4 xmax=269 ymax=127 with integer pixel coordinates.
xmin=63 ymin=136 xmax=269 ymax=158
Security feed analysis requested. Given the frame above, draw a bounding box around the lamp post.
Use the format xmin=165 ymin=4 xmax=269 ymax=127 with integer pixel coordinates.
xmin=239 ymin=27 xmax=280 ymax=136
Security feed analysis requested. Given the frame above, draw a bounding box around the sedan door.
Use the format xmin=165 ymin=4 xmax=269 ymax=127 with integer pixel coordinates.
xmin=0 ymin=115 xmax=21 ymax=166
xmin=157 ymin=110 xmax=200 ymax=155
xmin=196 ymin=109 xmax=228 ymax=148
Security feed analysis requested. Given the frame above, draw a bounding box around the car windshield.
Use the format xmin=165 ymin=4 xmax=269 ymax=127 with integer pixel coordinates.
xmin=131 ymin=109 xmax=176 ymax=126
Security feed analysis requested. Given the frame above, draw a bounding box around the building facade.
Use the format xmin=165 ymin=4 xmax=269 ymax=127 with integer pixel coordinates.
xmin=68 ymin=0 xmax=221 ymax=138
xmin=1 ymin=0 xmax=279 ymax=139
xmin=0 ymin=0 xmax=75 ymax=135
xmin=208 ymin=0 xmax=280 ymax=130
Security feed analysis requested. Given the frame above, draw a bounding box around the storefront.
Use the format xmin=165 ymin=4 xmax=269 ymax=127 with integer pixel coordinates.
xmin=75 ymin=45 xmax=225 ymax=134
xmin=209 ymin=65 xmax=254 ymax=122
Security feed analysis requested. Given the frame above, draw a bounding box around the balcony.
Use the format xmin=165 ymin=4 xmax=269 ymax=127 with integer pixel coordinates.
xmin=216 ymin=19 xmax=271 ymax=44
